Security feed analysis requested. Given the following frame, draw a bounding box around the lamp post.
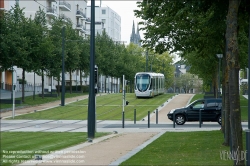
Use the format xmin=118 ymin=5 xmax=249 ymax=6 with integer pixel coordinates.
xmin=216 ymin=54 xmax=223 ymax=98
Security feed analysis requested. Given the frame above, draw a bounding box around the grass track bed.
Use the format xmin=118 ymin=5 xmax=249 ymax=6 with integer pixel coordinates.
xmin=12 ymin=93 xmax=175 ymax=121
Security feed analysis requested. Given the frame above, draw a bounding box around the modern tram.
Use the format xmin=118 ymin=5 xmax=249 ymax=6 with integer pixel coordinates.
xmin=134 ymin=72 xmax=165 ymax=98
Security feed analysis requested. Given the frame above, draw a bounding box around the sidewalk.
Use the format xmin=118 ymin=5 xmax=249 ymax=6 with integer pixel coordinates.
xmin=1 ymin=94 xmax=218 ymax=166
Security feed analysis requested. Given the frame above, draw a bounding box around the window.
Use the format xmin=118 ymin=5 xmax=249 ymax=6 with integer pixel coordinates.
xmin=102 ymin=9 xmax=106 ymax=14
xmin=102 ymin=19 xmax=106 ymax=24
xmin=193 ymin=101 xmax=205 ymax=109
xmin=207 ymin=100 xmax=219 ymax=108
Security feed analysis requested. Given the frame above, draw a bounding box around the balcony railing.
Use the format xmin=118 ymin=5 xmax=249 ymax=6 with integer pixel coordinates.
xmin=60 ymin=14 xmax=72 ymax=22
xmin=76 ymin=10 xmax=86 ymax=19
xmin=46 ymin=7 xmax=57 ymax=17
xmin=59 ymin=0 xmax=71 ymax=11
xmin=76 ymin=24 xmax=86 ymax=32
xmin=86 ymin=18 xmax=91 ymax=22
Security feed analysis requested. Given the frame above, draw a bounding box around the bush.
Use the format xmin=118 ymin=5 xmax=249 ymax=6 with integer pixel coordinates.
xmin=56 ymin=85 xmax=89 ymax=93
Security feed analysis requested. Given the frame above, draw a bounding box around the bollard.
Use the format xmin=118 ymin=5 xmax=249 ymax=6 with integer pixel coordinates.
xmin=156 ymin=109 xmax=158 ymax=124
xmin=134 ymin=109 xmax=136 ymax=124
xmin=199 ymin=109 xmax=203 ymax=128
xmin=173 ymin=112 xmax=175 ymax=128
xmin=122 ymin=112 xmax=125 ymax=128
xmin=148 ymin=111 xmax=150 ymax=128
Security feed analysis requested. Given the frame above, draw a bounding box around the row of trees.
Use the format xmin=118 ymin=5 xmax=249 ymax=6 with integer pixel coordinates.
xmin=0 ymin=4 xmax=175 ymax=102
xmin=135 ymin=0 xmax=249 ymax=165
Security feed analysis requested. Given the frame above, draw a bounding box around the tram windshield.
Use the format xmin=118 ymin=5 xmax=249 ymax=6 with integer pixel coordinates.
xmin=136 ymin=74 xmax=150 ymax=92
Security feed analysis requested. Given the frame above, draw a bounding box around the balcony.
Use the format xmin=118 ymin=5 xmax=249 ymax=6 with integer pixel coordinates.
xmin=59 ymin=0 xmax=71 ymax=11
xmin=46 ymin=7 xmax=57 ymax=17
xmin=47 ymin=0 xmax=57 ymax=2
xmin=86 ymin=18 xmax=91 ymax=23
xmin=59 ymin=14 xmax=72 ymax=23
xmin=76 ymin=10 xmax=86 ymax=19
xmin=76 ymin=24 xmax=86 ymax=33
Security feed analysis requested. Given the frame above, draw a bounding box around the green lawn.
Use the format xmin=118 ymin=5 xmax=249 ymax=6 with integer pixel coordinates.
xmin=11 ymin=93 xmax=175 ymax=120
xmin=121 ymin=130 xmax=246 ymax=166
xmin=0 ymin=92 xmax=88 ymax=110
xmin=189 ymin=93 xmax=204 ymax=103
xmin=0 ymin=132 xmax=109 ymax=166
xmin=240 ymin=95 xmax=248 ymax=122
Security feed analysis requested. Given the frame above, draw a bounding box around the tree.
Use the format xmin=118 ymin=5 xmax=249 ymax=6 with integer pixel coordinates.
xmin=226 ymin=1 xmax=244 ymax=165
xmin=135 ymin=1 xmax=248 ymax=164
xmin=64 ymin=23 xmax=81 ymax=93
xmin=77 ymin=37 xmax=90 ymax=92
xmin=2 ymin=4 xmax=30 ymax=102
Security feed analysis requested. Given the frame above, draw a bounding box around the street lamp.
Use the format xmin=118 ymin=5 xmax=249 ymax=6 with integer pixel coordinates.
xmin=216 ymin=54 xmax=223 ymax=98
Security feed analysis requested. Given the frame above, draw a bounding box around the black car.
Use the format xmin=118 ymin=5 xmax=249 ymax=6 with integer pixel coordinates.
xmin=167 ymin=98 xmax=222 ymax=125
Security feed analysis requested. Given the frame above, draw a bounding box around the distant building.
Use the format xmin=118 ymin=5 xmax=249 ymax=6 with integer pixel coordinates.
xmin=130 ymin=20 xmax=141 ymax=46
xmin=86 ymin=5 xmax=121 ymax=42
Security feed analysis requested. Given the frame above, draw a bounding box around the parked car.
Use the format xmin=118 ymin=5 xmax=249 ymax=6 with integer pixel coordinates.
xmin=167 ymin=98 xmax=222 ymax=125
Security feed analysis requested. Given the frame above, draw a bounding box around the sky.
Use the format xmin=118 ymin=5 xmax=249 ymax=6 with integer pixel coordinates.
xmin=87 ymin=0 xmax=144 ymax=45
xmin=87 ymin=1 xmax=180 ymax=62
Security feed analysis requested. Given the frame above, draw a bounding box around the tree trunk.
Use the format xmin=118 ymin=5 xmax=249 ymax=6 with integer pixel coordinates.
xmin=105 ymin=75 xmax=107 ymax=93
xmin=22 ymin=69 xmax=25 ymax=102
xmin=223 ymin=41 xmax=231 ymax=146
xmin=226 ymin=0 xmax=244 ymax=165
xmin=70 ymin=69 xmax=72 ymax=94
xmin=41 ymin=70 xmax=44 ymax=99
xmin=80 ymin=69 xmax=83 ymax=92
xmin=57 ymin=75 xmax=60 ymax=96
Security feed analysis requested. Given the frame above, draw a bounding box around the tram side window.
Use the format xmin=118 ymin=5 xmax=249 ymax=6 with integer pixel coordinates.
xmin=152 ymin=77 xmax=154 ymax=90
xmin=149 ymin=78 xmax=153 ymax=90
xmin=156 ymin=77 xmax=158 ymax=90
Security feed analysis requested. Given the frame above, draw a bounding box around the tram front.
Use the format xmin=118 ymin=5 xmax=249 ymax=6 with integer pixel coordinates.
xmin=134 ymin=72 xmax=153 ymax=97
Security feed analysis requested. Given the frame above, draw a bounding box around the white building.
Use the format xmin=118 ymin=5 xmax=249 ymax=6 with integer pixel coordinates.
xmin=1 ymin=0 xmax=88 ymax=92
xmin=86 ymin=5 xmax=121 ymax=42
xmin=0 ymin=0 xmax=121 ymax=93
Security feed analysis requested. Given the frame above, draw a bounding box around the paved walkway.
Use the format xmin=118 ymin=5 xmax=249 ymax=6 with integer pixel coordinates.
xmin=0 ymin=93 xmax=226 ymax=166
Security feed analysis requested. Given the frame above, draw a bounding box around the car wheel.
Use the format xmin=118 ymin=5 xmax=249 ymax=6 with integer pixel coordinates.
xmin=175 ymin=114 xmax=186 ymax=125
xmin=217 ymin=115 xmax=222 ymax=125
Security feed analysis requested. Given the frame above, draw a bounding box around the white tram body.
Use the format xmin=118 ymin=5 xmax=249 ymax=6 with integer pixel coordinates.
xmin=134 ymin=72 xmax=165 ymax=98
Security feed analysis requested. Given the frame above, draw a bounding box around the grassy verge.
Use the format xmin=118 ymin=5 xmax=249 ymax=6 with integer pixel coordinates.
xmin=121 ymin=130 xmax=246 ymax=166
xmin=11 ymin=93 xmax=175 ymax=120
xmin=0 ymin=92 xmax=88 ymax=110
xmin=189 ymin=93 xmax=204 ymax=103
xmin=0 ymin=132 xmax=109 ymax=166
xmin=240 ymin=95 xmax=248 ymax=122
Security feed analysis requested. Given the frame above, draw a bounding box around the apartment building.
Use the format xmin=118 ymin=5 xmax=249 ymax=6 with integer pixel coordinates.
xmin=0 ymin=0 xmax=121 ymax=93
xmin=86 ymin=5 xmax=121 ymax=42
xmin=0 ymin=0 xmax=88 ymax=92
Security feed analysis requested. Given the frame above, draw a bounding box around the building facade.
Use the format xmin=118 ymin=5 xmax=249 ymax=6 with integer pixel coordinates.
xmin=0 ymin=0 xmax=121 ymax=93
xmin=86 ymin=5 xmax=121 ymax=42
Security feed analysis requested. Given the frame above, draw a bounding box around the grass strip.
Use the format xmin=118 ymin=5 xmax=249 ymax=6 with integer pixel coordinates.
xmin=0 ymin=132 xmax=109 ymax=166
xmin=121 ymin=130 xmax=246 ymax=166
xmin=0 ymin=93 xmax=88 ymax=110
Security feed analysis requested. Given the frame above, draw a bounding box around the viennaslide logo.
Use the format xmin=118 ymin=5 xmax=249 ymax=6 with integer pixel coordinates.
xmin=220 ymin=146 xmax=247 ymax=164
